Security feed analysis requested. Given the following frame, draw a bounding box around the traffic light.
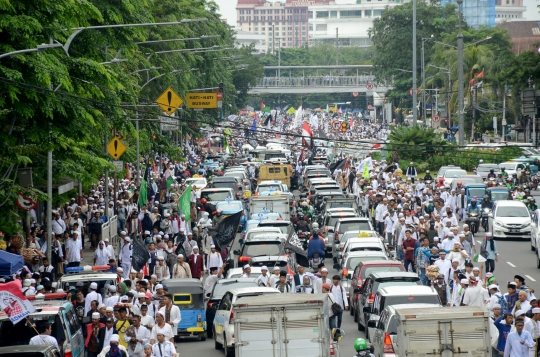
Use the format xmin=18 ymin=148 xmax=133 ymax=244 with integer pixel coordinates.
xmin=218 ymin=82 xmax=224 ymax=93
xmin=341 ymin=122 xmax=347 ymax=133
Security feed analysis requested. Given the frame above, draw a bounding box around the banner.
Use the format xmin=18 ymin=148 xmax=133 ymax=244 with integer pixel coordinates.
xmin=178 ymin=186 xmax=192 ymax=221
xmin=131 ymin=237 xmax=150 ymax=272
xmin=0 ymin=280 xmax=35 ymax=324
xmin=329 ymin=159 xmax=346 ymax=173
xmin=212 ymin=211 xmax=242 ymax=251
xmin=285 ymin=232 xmax=308 ymax=267
xmin=138 ymin=179 xmax=147 ymax=208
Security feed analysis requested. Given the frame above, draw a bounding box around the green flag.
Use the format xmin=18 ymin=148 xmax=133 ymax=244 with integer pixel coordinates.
xmin=178 ymin=185 xmax=192 ymax=221
xmin=138 ymin=179 xmax=147 ymax=207
xmin=362 ymin=162 xmax=370 ymax=179
xmin=166 ymin=176 xmax=174 ymax=190
xmin=262 ymin=106 xmax=271 ymax=113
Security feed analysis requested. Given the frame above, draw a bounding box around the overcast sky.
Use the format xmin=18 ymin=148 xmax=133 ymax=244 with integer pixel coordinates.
xmin=214 ymin=0 xmax=540 ymax=27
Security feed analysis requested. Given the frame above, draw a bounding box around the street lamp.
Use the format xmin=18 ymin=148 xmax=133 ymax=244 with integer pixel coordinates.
xmin=135 ymin=35 xmax=220 ymax=45
xmin=422 ymin=36 xmax=433 ymax=123
xmin=428 ymin=64 xmax=451 ymax=127
xmin=412 ymin=0 xmax=418 ymax=125
xmin=0 ymin=40 xmax=63 ymax=59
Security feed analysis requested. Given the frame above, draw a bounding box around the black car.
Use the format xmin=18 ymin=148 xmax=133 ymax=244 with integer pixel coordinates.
xmin=205 ymin=278 xmax=259 ymax=338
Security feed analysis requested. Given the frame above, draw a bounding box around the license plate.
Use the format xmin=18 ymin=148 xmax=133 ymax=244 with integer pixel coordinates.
xmin=197 ymin=322 xmax=205 ymax=327
xmin=510 ymin=229 xmax=519 ymax=233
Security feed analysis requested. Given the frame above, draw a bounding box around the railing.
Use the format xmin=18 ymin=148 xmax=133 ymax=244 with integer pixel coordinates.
xmin=255 ymin=75 xmax=378 ymax=88
xmin=101 ymin=215 xmax=119 ymax=259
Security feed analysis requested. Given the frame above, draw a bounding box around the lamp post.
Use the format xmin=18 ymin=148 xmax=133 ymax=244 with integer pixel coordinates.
xmin=0 ymin=40 xmax=63 ymax=59
xmin=412 ymin=0 xmax=418 ymax=126
xmin=422 ymin=36 xmax=433 ymax=124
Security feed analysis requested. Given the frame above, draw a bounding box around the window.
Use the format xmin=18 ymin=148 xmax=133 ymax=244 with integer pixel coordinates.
xmin=262 ymin=27 xmax=265 ymax=31
xmin=254 ymin=10 xmax=259 ymax=14
xmin=341 ymin=10 xmax=362 ymax=18
xmin=302 ymin=25 xmax=306 ymax=30
xmin=246 ymin=10 xmax=251 ymax=14
xmin=255 ymin=27 xmax=258 ymax=31
xmin=282 ymin=27 xmax=286 ymax=30
xmin=261 ymin=16 xmax=265 ymax=20
xmin=365 ymin=10 xmax=372 ymax=16
xmin=254 ymin=16 xmax=259 ymax=20
xmin=316 ymin=24 xmax=327 ymax=31
xmin=268 ymin=167 xmax=281 ymax=174
xmin=260 ymin=9 xmax=265 ymax=14
xmin=309 ymin=25 xmax=313 ymax=31
xmin=302 ymin=31 xmax=306 ymax=35
xmin=330 ymin=10 xmax=338 ymax=18
xmin=240 ymin=10 xmax=244 ymax=14
xmin=316 ymin=11 xmax=329 ymax=18
xmin=275 ymin=9 xmax=280 ymax=14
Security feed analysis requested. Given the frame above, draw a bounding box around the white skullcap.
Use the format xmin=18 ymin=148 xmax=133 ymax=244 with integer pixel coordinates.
xmin=92 ymin=312 xmax=100 ymax=319
xmin=110 ymin=334 xmax=120 ymax=342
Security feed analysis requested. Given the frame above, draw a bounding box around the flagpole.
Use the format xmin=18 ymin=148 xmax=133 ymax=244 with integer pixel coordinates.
xmin=225 ymin=220 xmax=242 ymax=267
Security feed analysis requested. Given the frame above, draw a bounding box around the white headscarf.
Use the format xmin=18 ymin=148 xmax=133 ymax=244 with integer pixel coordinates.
xmin=192 ymin=245 xmax=200 ymax=264
xmin=95 ymin=240 xmax=109 ymax=260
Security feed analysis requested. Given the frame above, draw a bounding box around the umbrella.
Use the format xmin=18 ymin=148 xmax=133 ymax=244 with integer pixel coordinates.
xmin=0 ymin=250 xmax=24 ymax=277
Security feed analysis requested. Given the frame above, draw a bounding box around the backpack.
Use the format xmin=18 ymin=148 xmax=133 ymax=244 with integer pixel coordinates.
xmin=496 ymin=293 xmax=509 ymax=314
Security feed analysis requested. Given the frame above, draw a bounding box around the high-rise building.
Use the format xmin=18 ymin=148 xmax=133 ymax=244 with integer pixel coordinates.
xmin=494 ymin=0 xmax=527 ymax=23
xmin=236 ymin=0 xmax=328 ymax=53
xmin=441 ymin=0 xmax=496 ymax=28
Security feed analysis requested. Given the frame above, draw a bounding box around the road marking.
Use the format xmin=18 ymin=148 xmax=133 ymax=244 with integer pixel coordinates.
xmin=507 ymin=262 xmax=516 ymax=267
xmin=525 ymin=275 xmax=536 ymax=282
xmin=476 ymin=240 xmax=482 ymax=244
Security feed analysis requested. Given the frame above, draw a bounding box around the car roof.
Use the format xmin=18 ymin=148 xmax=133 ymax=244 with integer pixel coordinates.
xmin=327 ymin=212 xmax=357 ymax=217
xmin=0 ymin=345 xmax=59 ymax=354
xmin=212 ymin=177 xmax=238 ymax=181
xmin=226 ymin=287 xmax=280 ymax=296
xmin=378 ymin=285 xmax=437 ymax=296
xmin=359 ymin=260 xmax=404 ymax=268
xmin=487 ymin=187 xmax=510 ymax=192
xmin=337 ymin=217 xmax=370 ymax=223
xmin=346 ymin=251 xmax=388 ymax=258
xmin=368 ymin=272 xmax=419 ymax=279
xmin=247 ymin=227 xmax=282 ymax=234
xmin=59 ymin=271 xmax=117 ymax=283
xmin=201 ymin=188 xmax=233 ymax=192
xmin=346 ymin=238 xmax=382 ymax=245
xmin=495 ymin=200 xmax=527 ymax=207
xmin=245 ymin=235 xmax=286 ymax=241
xmin=162 ymin=278 xmax=203 ymax=292
xmin=250 ymin=255 xmax=288 ymax=262
xmin=225 ymin=269 xmax=262 ymax=276
xmin=386 ymin=303 xmax=442 ymax=313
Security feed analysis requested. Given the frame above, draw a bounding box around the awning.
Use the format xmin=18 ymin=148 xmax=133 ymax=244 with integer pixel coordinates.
xmin=0 ymin=250 xmax=24 ymax=277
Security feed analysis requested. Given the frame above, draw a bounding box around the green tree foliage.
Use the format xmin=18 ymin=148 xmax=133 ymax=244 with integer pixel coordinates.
xmin=386 ymin=125 xmax=449 ymax=163
xmin=0 ymin=0 xmax=262 ymax=233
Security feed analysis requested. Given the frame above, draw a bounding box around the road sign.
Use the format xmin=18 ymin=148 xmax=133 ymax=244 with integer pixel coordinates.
xmin=107 ymin=138 xmax=127 ymax=159
xmin=112 ymin=160 xmax=123 ymax=171
xmin=367 ymin=104 xmax=373 ymax=110
xmin=16 ymin=192 xmax=37 ymax=211
xmin=352 ymin=92 xmax=359 ymax=97
xmin=216 ymin=92 xmax=223 ymax=101
xmin=186 ymin=92 xmax=218 ymax=109
xmin=155 ymin=87 xmax=184 ymax=116
xmin=366 ymin=83 xmax=374 ymax=90
xmin=159 ymin=114 xmax=179 ymax=131
xmin=433 ymin=115 xmax=440 ymax=123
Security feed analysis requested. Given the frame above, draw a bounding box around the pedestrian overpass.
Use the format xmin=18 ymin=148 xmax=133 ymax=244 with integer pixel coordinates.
xmin=248 ymin=65 xmax=393 ymax=94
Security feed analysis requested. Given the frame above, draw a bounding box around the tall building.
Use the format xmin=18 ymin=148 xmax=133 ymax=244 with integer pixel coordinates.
xmin=441 ymin=0 xmax=496 ymax=28
xmin=495 ymin=0 xmax=527 ymax=23
xmin=236 ymin=0 xmax=329 ymax=53
xmin=308 ymin=0 xmax=408 ymax=48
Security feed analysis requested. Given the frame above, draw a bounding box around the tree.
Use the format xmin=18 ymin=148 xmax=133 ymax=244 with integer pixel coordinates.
xmin=232 ymin=45 xmax=264 ymax=108
xmin=386 ymin=125 xmax=449 ymax=163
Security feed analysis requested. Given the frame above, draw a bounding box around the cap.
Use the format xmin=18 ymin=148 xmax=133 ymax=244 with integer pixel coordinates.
xmin=120 ymin=296 xmax=129 ymax=302
xmin=437 ymin=274 xmax=444 ymax=279
xmin=493 ymin=304 xmax=501 ymax=309
xmin=515 ymin=310 xmax=525 ymax=316
xmin=488 ymin=284 xmax=499 ymax=290
xmin=532 ymin=308 xmax=540 ymax=314
xmin=120 ymin=231 xmax=127 ymax=235
xmin=155 ymin=284 xmax=164 ymax=290
xmin=106 ymin=306 xmax=114 ymax=312
xmin=145 ymin=291 xmax=153 ymax=298
xmin=157 ymin=329 xmax=166 ymax=336
xmin=124 ymin=237 xmax=131 ymax=242
xmin=116 ymin=267 xmax=123 ymax=272
xmin=144 ymin=230 xmax=150 ymax=235
xmin=472 ymin=267 xmax=480 ymax=271
xmin=98 ymin=303 xmax=106 ymax=309
xmin=460 ymin=278 xmax=469 ymax=285
xmin=321 ymin=268 xmax=328 ymax=272
xmin=92 ymin=312 xmax=100 ymax=319
xmin=76 ymin=281 xmax=84 ymax=287
xmin=157 ymin=256 xmax=164 ymax=260
xmin=485 ymin=232 xmax=492 ymax=237
xmin=210 ymin=244 xmax=216 ymax=248
xmin=110 ymin=334 xmax=120 ymax=342
xmin=90 ymin=282 xmax=98 ymax=290
xmin=36 ymin=285 xmax=44 ymax=290
xmin=261 ymin=265 xmax=268 ymax=271
xmin=243 ymin=264 xmax=250 ymax=269
xmin=322 ymin=283 xmax=331 ymax=290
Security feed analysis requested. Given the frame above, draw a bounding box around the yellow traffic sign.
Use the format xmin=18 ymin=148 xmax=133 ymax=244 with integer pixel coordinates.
xmin=186 ymin=92 xmax=218 ymax=109
xmin=108 ymin=138 xmax=127 ymax=159
xmin=155 ymin=87 xmax=184 ymax=116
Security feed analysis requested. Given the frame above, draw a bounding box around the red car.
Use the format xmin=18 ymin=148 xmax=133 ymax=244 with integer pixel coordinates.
xmin=347 ymin=260 xmax=405 ymax=321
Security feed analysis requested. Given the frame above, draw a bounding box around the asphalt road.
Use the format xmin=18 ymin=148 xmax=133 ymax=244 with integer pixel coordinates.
xmin=177 ymin=195 xmax=540 ymax=357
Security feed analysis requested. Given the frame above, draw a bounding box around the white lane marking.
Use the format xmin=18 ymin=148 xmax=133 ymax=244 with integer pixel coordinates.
xmin=507 ymin=262 xmax=516 ymax=267
xmin=525 ymin=275 xmax=536 ymax=282
xmin=476 ymin=240 xmax=482 ymax=244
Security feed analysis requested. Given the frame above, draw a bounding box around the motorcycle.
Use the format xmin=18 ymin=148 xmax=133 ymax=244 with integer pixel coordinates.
xmin=424 ymin=179 xmax=433 ymax=189
xmin=467 ymin=212 xmax=480 ymax=234
xmin=298 ymin=231 xmax=310 ymax=250
xmin=481 ymin=207 xmax=491 ymax=231
xmin=309 ymin=253 xmax=324 ymax=271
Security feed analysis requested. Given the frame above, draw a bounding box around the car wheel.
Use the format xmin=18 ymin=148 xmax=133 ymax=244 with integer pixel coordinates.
xmin=537 ymin=250 xmax=540 ymax=269
xmin=357 ymin=316 xmax=365 ymax=331
xmin=199 ymin=332 xmax=207 ymax=342
xmin=365 ymin=326 xmax=370 ymax=341
xmin=532 ymin=235 xmax=536 ymax=251
xmin=224 ymin=336 xmax=235 ymax=357
xmin=349 ymin=303 xmax=354 ymax=316
xmin=214 ymin=329 xmax=222 ymax=350
xmin=354 ymin=308 xmax=359 ymax=323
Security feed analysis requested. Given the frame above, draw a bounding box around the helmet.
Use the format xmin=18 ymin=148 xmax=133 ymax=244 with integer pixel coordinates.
xmin=426 ymin=170 xmax=430 ymax=173
xmin=302 ymin=202 xmax=308 ymax=207
xmin=456 ymin=181 xmax=462 ymax=186
xmin=200 ymin=198 xmax=207 ymax=205
xmin=298 ymin=212 xmax=304 ymax=219
xmin=490 ymin=169 xmax=494 ymax=173
xmin=312 ymin=222 xmax=319 ymax=229
xmin=354 ymin=338 xmax=368 ymax=352
xmin=484 ymin=195 xmax=489 ymax=200
xmin=479 ymin=159 xmax=484 ymax=164
xmin=438 ymin=178 xmax=444 ymax=183
xmin=312 ymin=229 xmax=319 ymax=236
xmin=501 ymin=167 xmax=505 ymax=171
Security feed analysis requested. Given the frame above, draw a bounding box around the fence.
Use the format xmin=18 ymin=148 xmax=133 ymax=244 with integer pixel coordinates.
xmin=101 ymin=215 xmax=119 ymax=258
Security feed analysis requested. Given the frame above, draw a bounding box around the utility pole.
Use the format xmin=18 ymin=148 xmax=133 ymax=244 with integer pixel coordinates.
xmin=272 ymin=24 xmax=275 ymax=55
xmin=335 ymin=28 xmax=339 ymax=66
xmin=502 ymin=84 xmax=506 ymax=141
xmin=46 ymin=126 xmax=52 ymax=264
xmin=104 ymin=131 xmax=109 ymax=212
xmin=447 ymin=71 xmax=451 ymax=128
xmin=457 ymin=0 xmax=465 ymax=145
xmin=471 ymin=87 xmax=476 ymax=142
xmin=412 ymin=0 xmax=418 ymax=126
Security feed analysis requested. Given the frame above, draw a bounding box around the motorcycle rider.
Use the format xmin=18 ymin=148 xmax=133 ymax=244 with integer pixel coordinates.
xmin=314 ymin=195 xmax=325 ymax=213
xmin=466 ymin=197 xmax=481 ymax=215
xmin=528 ymin=198 xmax=538 ymax=211
xmin=518 ymin=170 xmax=530 ymax=185
xmin=495 ymin=173 xmax=505 ymax=185
xmin=295 ymin=212 xmax=309 ymax=233
xmin=424 ymin=170 xmax=433 ymax=181
xmin=511 ymin=173 xmax=519 ymax=186
xmin=506 ymin=177 xmax=515 ymax=190
xmin=500 ymin=167 xmax=508 ymax=178
xmin=481 ymin=195 xmax=492 ymax=210
xmin=307 ymin=230 xmax=325 ymax=264
xmin=301 ymin=201 xmax=314 ymax=221
xmin=515 ymin=186 xmax=525 ymax=200
xmin=352 ymin=338 xmax=374 ymax=357
xmin=487 ymin=169 xmax=497 ymax=179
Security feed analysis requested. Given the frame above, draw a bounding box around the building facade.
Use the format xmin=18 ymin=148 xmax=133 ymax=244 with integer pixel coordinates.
xmin=494 ymin=0 xmax=527 ymax=23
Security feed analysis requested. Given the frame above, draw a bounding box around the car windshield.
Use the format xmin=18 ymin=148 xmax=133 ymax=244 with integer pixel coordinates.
xmin=250 ymin=213 xmax=281 ymax=220
xmin=339 ymin=221 xmax=371 ymax=233
xmin=243 ymin=242 xmax=282 ymax=257
xmin=445 ymin=170 xmax=467 ymax=178
xmin=478 ymin=164 xmax=499 ymax=171
xmin=258 ymin=185 xmax=282 ymax=192
xmin=217 ymin=202 xmax=243 ymax=211
xmin=346 ymin=256 xmax=387 ymax=269
xmin=468 ymin=188 xmax=486 ymax=198
xmin=0 ymin=313 xmax=68 ymax=347
xmin=251 ymin=260 xmax=287 ymax=268
xmin=212 ymin=182 xmax=237 ymax=190
xmin=350 ymin=246 xmax=383 ymax=252
xmin=502 ymin=164 xmax=517 ymax=170
xmin=212 ymin=281 xmax=259 ymax=299
xmin=387 ymin=316 xmax=398 ymax=334
xmin=328 ymin=202 xmax=354 ymax=209
xmin=375 ymin=281 xmax=420 ymax=290
xmin=224 ymin=172 xmax=245 ymax=180
xmin=382 ymin=295 xmax=440 ymax=308
xmin=327 ymin=215 xmax=356 ymax=227
xmin=362 ymin=266 xmax=404 ymax=279
xmin=490 ymin=191 xmax=509 ymax=201
xmin=496 ymin=206 xmax=530 ymax=218
xmin=201 ymin=191 xmax=231 ymax=202
xmin=259 ymin=224 xmax=291 ymax=235
xmin=186 ymin=179 xmax=206 ymax=186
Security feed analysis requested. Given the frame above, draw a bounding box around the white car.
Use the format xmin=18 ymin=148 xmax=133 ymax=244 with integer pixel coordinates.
xmin=225 ymin=267 xmax=263 ymax=279
xmin=442 ymin=169 xmax=467 ymax=187
xmin=213 ymin=287 xmax=280 ymax=356
xmin=340 ymin=237 xmax=387 ymax=266
xmin=489 ymin=200 xmax=535 ymax=240
xmin=499 ymin=161 xmax=526 ymax=178
xmin=244 ymin=227 xmax=282 ymax=242
xmin=185 ymin=178 xmax=207 ymax=197
xmin=255 ymin=180 xmax=293 ymax=199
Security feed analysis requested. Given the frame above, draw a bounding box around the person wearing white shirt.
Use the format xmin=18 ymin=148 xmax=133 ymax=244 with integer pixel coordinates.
xmin=150 ymin=312 xmax=174 ymax=344
xmin=52 ymin=213 xmax=66 ymax=235
xmin=291 ymin=265 xmax=307 ymax=293
xmin=119 ymin=235 xmax=132 ymax=279
xmin=255 ymin=266 xmax=270 ymax=287
xmin=434 ymin=251 xmax=452 ymax=284
xmin=330 ymin=275 xmax=348 ymax=328
xmin=140 ymin=305 xmax=156 ymax=330
xmin=462 ymin=278 xmax=486 ymax=308
xmin=65 ymin=232 xmax=83 ymax=267
xmin=158 ymin=294 xmax=181 ymax=336
xmin=503 ymin=318 xmax=534 ymax=357
xmin=84 ymin=282 xmax=103 ymax=315
xmin=29 ymin=322 xmax=59 ymax=348
xmin=441 ymin=233 xmax=458 ymax=252
xmin=104 ymin=238 xmax=115 ymax=260
xmin=314 ymin=268 xmax=331 ymax=294
xmin=524 ymin=308 xmax=540 ymax=357
xmin=94 ymin=240 xmax=112 ymax=266
xmin=206 ymin=245 xmax=223 ymax=272
xmin=447 ymin=242 xmax=469 ymax=270
xmin=152 ymin=330 xmax=177 ymax=357
xmin=124 ymin=315 xmax=150 ymax=357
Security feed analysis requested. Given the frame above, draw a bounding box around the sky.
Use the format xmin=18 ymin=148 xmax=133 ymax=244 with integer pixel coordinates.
xmin=214 ymin=0 xmax=540 ymax=26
